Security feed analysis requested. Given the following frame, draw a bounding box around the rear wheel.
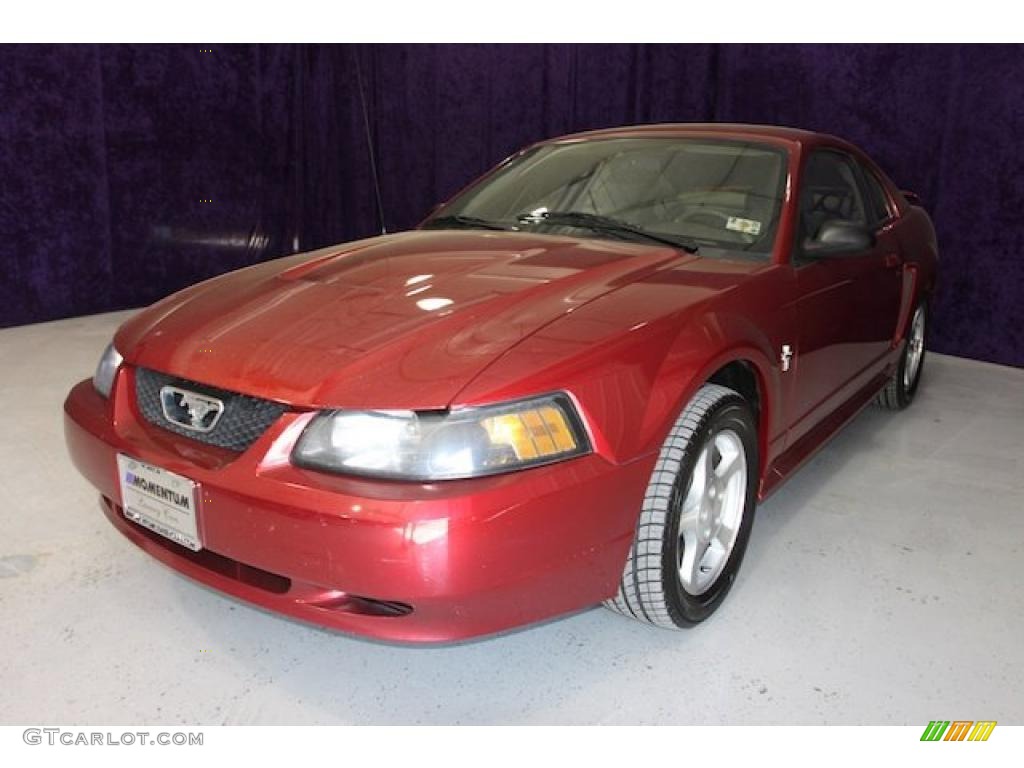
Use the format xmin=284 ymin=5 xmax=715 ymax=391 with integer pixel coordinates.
xmin=876 ymin=302 xmax=927 ymax=410
xmin=605 ymin=383 xmax=758 ymax=628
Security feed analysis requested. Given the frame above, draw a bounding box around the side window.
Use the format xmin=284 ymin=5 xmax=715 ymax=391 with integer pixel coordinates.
xmin=857 ymin=164 xmax=892 ymax=226
xmin=799 ymin=151 xmax=867 ymax=243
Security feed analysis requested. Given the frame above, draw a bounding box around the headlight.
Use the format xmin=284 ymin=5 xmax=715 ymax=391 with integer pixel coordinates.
xmin=292 ymin=393 xmax=590 ymax=481
xmin=92 ymin=342 xmax=123 ymax=398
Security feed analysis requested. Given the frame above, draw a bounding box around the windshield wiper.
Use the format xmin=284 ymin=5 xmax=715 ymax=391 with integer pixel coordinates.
xmin=422 ymin=214 xmax=512 ymax=232
xmin=518 ymin=210 xmax=699 ymax=253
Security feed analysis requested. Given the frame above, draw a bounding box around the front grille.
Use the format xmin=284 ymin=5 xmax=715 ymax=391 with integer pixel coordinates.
xmin=134 ymin=367 xmax=287 ymax=452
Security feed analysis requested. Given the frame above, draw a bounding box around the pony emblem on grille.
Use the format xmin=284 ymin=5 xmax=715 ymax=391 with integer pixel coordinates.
xmin=159 ymin=386 xmax=225 ymax=433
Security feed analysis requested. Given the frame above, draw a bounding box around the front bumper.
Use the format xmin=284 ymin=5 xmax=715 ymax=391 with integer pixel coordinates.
xmin=63 ymin=370 xmax=655 ymax=642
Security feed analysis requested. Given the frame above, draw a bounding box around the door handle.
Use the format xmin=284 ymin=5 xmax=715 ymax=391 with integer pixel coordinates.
xmin=883 ymin=252 xmax=902 ymax=269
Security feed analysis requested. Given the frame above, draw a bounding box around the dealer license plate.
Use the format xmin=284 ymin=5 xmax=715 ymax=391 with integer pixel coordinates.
xmin=116 ymin=454 xmax=201 ymax=551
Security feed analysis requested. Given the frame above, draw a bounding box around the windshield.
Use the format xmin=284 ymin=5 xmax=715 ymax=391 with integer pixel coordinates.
xmin=428 ymin=137 xmax=788 ymax=256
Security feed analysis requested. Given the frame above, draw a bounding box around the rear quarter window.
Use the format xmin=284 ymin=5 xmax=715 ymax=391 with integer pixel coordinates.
xmin=858 ymin=165 xmax=893 ymax=226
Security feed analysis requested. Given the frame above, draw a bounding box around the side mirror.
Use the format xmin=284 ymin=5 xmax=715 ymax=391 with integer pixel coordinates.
xmin=803 ymin=220 xmax=873 ymax=256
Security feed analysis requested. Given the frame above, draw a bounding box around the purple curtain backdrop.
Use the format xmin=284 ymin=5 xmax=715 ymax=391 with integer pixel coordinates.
xmin=1 ymin=44 xmax=1022 ymax=367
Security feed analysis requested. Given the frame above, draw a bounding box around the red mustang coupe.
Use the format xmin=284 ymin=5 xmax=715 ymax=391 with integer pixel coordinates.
xmin=64 ymin=124 xmax=937 ymax=642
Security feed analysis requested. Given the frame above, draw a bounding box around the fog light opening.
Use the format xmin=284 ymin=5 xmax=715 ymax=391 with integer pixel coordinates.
xmin=306 ymin=591 xmax=413 ymax=618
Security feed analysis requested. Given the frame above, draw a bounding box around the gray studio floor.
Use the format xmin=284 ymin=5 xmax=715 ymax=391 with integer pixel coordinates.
xmin=1 ymin=310 xmax=1022 ymax=725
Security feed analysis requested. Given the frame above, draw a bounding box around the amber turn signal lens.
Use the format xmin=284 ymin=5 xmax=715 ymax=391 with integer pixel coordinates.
xmin=482 ymin=405 xmax=579 ymax=461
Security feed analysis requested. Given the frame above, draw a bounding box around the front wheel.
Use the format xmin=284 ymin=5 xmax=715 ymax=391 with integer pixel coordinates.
xmin=875 ymin=302 xmax=927 ymax=410
xmin=605 ymin=383 xmax=759 ymax=628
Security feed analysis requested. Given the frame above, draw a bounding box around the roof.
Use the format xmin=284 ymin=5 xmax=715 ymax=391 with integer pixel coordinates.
xmin=550 ymin=122 xmax=840 ymax=148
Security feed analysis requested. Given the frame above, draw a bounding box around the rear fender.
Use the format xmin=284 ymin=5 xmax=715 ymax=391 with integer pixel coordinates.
xmin=892 ymin=263 xmax=920 ymax=347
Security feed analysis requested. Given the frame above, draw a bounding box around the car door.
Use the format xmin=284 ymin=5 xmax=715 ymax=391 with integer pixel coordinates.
xmin=786 ymin=150 xmax=903 ymax=444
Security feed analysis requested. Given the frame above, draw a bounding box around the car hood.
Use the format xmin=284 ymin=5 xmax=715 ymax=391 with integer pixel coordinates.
xmin=116 ymin=230 xmax=691 ymax=409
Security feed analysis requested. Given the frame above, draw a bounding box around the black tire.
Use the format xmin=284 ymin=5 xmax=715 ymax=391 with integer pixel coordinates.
xmin=875 ymin=301 xmax=927 ymax=410
xmin=605 ymin=383 xmax=759 ymax=628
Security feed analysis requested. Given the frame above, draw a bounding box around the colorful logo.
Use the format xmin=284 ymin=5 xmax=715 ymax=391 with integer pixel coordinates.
xmin=920 ymin=721 xmax=996 ymax=741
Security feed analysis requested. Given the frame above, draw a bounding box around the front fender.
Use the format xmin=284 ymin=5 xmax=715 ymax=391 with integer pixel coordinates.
xmin=632 ymin=309 xmax=782 ymax=469
xmin=453 ymin=271 xmax=792 ymax=472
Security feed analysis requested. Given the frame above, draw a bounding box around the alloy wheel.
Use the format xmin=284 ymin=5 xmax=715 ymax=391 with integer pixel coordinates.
xmin=904 ymin=306 xmax=926 ymax=390
xmin=678 ymin=429 xmax=747 ymax=596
